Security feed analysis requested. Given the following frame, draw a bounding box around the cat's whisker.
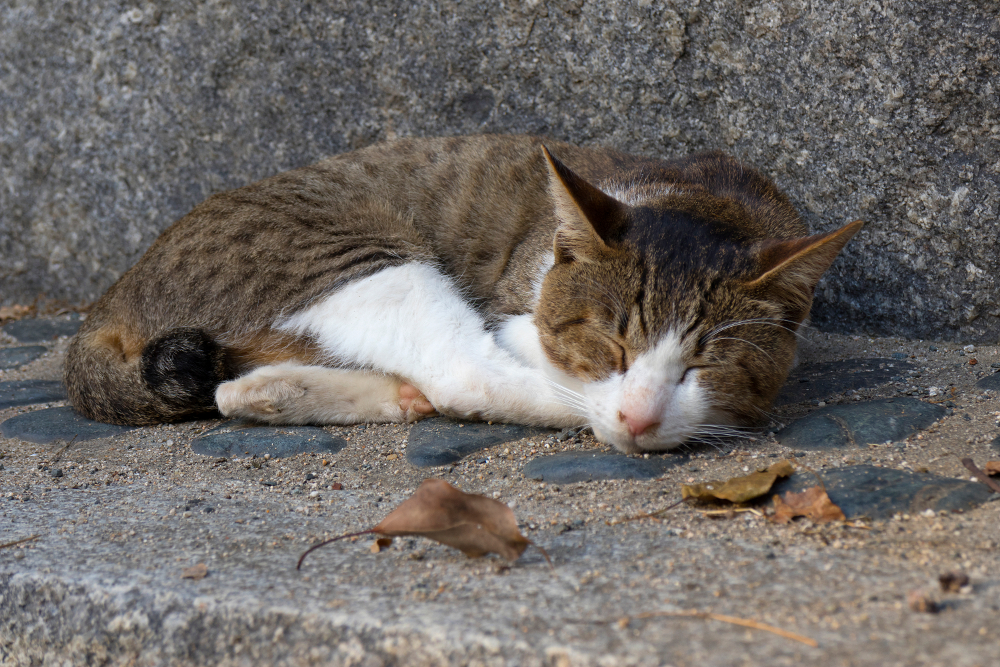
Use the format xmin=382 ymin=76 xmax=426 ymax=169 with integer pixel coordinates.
xmin=541 ymin=379 xmax=590 ymax=415
xmin=749 ymin=404 xmax=785 ymax=423
xmin=708 ymin=336 xmax=781 ymax=368
xmin=704 ymin=318 xmax=809 ymax=343
xmin=543 ymin=377 xmax=587 ymax=402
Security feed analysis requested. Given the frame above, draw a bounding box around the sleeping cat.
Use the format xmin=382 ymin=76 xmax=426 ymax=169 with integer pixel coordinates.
xmin=64 ymin=135 xmax=861 ymax=454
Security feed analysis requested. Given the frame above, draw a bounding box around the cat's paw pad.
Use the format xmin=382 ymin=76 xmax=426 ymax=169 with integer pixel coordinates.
xmin=216 ymin=376 xmax=306 ymax=420
xmin=398 ymin=382 xmax=437 ymax=421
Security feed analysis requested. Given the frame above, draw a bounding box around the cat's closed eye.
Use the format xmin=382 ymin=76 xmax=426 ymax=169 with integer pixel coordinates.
xmin=554 ymin=318 xmax=588 ymax=332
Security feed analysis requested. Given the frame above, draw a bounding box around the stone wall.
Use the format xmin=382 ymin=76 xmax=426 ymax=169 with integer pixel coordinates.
xmin=2 ymin=0 xmax=997 ymax=341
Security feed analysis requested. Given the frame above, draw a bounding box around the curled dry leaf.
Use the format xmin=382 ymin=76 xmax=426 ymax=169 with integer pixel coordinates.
xmin=0 ymin=304 xmax=34 ymax=323
xmin=938 ymin=571 xmax=970 ymax=593
xmin=298 ymin=478 xmax=535 ymax=569
xmin=681 ymin=460 xmax=795 ymax=504
xmin=771 ymin=485 xmax=846 ymax=524
xmin=181 ymin=563 xmax=208 ymax=580
xmin=370 ymin=537 xmax=393 ymax=554
xmin=960 ymin=458 xmax=1000 ymax=494
xmin=907 ymin=590 xmax=939 ymax=614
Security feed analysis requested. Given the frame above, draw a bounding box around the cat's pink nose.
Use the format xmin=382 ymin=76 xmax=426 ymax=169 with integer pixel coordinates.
xmin=618 ymin=410 xmax=660 ymax=437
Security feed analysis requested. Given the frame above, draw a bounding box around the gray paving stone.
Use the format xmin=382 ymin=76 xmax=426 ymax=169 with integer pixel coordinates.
xmin=190 ymin=423 xmax=347 ymax=458
xmin=0 ymin=380 xmax=67 ymax=409
xmin=776 ymin=398 xmax=946 ymax=450
xmin=775 ymin=358 xmax=912 ymax=406
xmin=522 ymin=451 xmax=685 ymax=483
xmin=771 ymin=465 xmax=994 ymax=519
xmin=976 ymin=371 xmax=1000 ymax=391
xmin=406 ymin=418 xmax=552 ymax=467
xmin=0 ymin=406 xmax=136 ymax=444
xmin=0 ymin=346 xmax=47 ymax=370
xmin=1 ymin=317 xmax=81 ymax=343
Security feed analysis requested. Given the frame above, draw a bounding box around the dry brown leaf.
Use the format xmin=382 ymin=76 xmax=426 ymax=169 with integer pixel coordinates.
xmin=984 ymin=461 xmax=1000 ymax=476
xmin=681 ymin=459 xmax=795 ymax=503
xmin=370 ymin=537 xmax=393 ymax=553
xmin=938 ymin=571 xmax=970 ymax=593
xmin=298 ymin=479 xmax=535 ymax=568
xmin=907 ymin=590 xmax=939 ymax=614
xmin=960 ymin=457 xmax=1000 ymax=493
xmin=181 ymin=563 xmax=208 ymax=580
xmin=0 ymin=304 xmax=34 ymax=323
xmin=370 ymin=479 xmax=530 ymax=560
xmin=771 ymin=485 xmax=846 ymax=524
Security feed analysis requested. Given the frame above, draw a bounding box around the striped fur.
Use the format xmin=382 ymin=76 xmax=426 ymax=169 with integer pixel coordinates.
xmin=65 ymin=135 xmax=860 ymax=452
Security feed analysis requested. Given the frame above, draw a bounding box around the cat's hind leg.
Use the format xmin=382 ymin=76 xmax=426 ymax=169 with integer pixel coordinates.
xmin=215 ymin=362 xmax=436 ymax=425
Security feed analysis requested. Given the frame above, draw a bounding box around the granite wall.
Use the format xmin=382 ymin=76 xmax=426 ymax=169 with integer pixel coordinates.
xmin=2 ymin=0 xmax=998 ymax=341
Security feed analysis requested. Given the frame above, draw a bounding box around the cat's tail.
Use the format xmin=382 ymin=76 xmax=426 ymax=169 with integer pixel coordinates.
xmin=65 ymin=324 xmax=230 ymax=425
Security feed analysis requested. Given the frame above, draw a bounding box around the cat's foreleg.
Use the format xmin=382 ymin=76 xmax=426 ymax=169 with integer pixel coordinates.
xmin=278 ymin=263 xmax=585 ymax=428
xmin=215 ymin=363 xmax=436 ymax=424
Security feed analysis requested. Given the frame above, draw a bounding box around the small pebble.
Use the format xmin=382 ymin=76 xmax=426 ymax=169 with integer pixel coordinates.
xmin=928 ymin=345 xmax=938 ymax=352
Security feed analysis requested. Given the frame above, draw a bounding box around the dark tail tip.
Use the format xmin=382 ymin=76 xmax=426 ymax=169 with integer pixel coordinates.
xmin=140 ymin=328 xmax=229 ymax=414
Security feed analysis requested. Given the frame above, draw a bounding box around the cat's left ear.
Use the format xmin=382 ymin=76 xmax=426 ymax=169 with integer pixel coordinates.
xmin=746 ymin=220 xmax=864 ymax=319
xmin=542 ymin=145 xmax=628 ymax=263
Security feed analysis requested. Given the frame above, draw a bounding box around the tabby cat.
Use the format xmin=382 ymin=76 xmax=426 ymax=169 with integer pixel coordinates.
xmin=65 ymin=135 xmax=861 ymax=453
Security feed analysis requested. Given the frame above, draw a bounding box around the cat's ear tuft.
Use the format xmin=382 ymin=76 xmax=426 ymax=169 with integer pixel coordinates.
xmin=542 ymin=145 xmax=627 ymax=263
xmin=746 ymin=220 xmax=863 ymax=319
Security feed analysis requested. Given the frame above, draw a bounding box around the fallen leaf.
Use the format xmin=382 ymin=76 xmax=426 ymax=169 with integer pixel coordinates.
xmin=771 ymin=485 xmax=846 ymax=524
xmin=984 ymin=461 xmax=1000 ymax=476
xmin=681 ymin=460 xmax=795 ymax=503
xmin=0 ymin=304 xmax=34 ymax=323
xmin=370 ymin=537 xmax=393 ymax=553
xmin=938 ymin=571 xmax=970 ymax=593
xmin=371 ymin=479 xmax=530 ymax=559
xmin=181 ymin=563 xmax=208 ymax=580
xmin=907 ymin=590 xmax=939 ymax=614
xmin=960 ymin=458 xmax=1000 ymax=493
xmin=298 ymin=479 xmax=537 ymax=569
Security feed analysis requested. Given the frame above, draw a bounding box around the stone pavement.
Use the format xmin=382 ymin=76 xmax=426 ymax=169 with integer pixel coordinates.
xmin=1 ymin=317 xmax=999 ymax=666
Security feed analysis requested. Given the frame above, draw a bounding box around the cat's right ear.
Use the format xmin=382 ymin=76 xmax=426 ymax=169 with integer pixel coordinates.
xmin=542 ymin=145 xmax=628 ymax=263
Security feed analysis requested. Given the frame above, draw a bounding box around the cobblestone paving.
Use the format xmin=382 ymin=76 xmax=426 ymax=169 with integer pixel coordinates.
xmin=1 ymin=318 xmax=998 ymax=666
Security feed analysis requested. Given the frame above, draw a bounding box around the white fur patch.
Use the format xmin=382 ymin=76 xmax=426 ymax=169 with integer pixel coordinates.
xmin=277 ymin=263 xmax=583 ymax=427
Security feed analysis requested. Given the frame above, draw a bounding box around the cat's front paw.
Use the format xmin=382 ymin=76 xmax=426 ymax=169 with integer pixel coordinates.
xmin=398 ymin=382 xmax=438 ymax=422
xmin=216 ymin=374 xmax=306 ymax=422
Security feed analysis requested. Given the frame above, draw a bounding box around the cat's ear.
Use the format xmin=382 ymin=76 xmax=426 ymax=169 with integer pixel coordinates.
xmin=542 ymin=145 xmax=628 ymax=263
xmin=746 ymin=220 xmax=863 ymax=319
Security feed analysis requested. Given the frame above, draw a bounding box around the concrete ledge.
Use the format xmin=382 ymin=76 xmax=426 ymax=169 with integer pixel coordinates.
xmin=1 ymin=1 xmax=998 ymax=340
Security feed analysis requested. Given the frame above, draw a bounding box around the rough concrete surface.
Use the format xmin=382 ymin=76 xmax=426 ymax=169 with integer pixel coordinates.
xmin=2 ymin=1 xmax=999 ymax=340
xmin=2 ymin=321 xmax=1000 ymax=665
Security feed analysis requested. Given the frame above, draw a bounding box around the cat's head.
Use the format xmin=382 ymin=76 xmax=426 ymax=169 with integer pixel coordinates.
xmin=534 ymin=146 xmax=862 ymax=454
